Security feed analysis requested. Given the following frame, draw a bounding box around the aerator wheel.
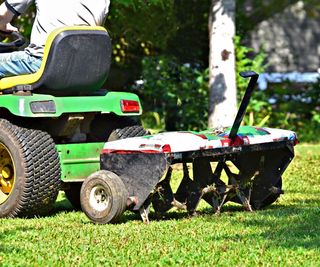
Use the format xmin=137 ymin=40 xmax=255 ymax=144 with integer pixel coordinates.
xmin=80 ymin=170 xmax=128 ymax=224
xmin=0 ymin=119 xmax=61 ymax=217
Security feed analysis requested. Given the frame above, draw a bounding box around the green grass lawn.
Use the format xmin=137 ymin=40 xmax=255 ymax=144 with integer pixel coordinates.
xmin=0 ymin=144 xmax=319 ymax=266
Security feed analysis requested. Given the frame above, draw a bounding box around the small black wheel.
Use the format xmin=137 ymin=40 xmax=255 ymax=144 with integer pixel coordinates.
xmin=64 ymin=182 xmax=82 ymax=209
xmin=80 ymin=170 xmax=128 ymax=224
xmin=0 ymin=119 xmax=61 ymax=217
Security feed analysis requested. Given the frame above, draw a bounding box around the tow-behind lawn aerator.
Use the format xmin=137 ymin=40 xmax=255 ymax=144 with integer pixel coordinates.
xmin=0 ymin=27 xmax=148 ymax=217
xmin=79 ymin=72 xmax=298 ymax=224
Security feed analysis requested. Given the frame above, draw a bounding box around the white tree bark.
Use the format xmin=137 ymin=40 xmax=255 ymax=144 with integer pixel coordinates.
xmin=208 ymin=0 xmax=237 ymax=128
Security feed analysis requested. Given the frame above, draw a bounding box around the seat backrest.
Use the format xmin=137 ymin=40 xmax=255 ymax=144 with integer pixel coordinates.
xmin=0 ymin=26 xmax=112 ymax=95
xmin=37 ymin=26 xmax=112 ymax=95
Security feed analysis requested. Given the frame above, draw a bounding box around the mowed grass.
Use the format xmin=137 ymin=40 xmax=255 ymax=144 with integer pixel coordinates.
xmin=0 ymin=144 xmax=319 ymax=266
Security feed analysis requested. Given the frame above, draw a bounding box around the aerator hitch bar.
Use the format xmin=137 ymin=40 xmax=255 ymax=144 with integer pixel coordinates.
xmin=101 ymin=71 xmax=294 ymax=223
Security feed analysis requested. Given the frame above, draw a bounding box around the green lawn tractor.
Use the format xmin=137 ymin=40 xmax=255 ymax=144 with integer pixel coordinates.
xmin=0 ymin=26 xmax=147 ymax=217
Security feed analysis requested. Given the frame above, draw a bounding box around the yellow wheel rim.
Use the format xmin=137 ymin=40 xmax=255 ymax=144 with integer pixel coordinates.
xmin=0 ymin=144 xmax=15 ymax=205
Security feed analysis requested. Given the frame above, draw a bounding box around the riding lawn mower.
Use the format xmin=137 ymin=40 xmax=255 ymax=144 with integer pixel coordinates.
xmin=0 ymin=26 xmax=148 ymax=217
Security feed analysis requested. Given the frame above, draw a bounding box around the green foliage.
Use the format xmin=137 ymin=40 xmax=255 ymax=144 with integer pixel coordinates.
xmin=136 ymin=34 xmax=319 ymax=140
xmin=165 ymin=0 xmax=210 ymax=64
xmin=235 ymin=36 xmax=267 ymax=95
xmin=0 ymin=144 xmax=319 ymax=266
xmin=265 ymin=79 xmax=320 ymax=142
xmin=106 ymin=0 xmax=210 ymax=69
xmin=235 ymin=36 xmax=320 ymax=142
xmin=139 ymin=56 xmax=208 ymax=131
xmin=115 ymin=0 xmax=167 ymax=8
xmin=13 ymin=5 xmax=35 ymax=37
xmin=236 ymin=0 xmax=320 ymax=35
xmin=106 ymin=0 xmax=176 ymax=65
xmin=235 ymin=36 xmax=270 ymax=126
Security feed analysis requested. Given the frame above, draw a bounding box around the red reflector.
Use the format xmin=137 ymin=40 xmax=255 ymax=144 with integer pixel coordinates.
xmin=230 ymin=135 xmax=244 ymax=146
xmin=162 ymin=144 xmax=172 ymax=153
xmin=121 ymin=100 xmax=140 ymax=113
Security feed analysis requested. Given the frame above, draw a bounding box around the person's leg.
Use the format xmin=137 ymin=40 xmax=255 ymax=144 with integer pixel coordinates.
xmin=0 ymin=51 xmax=42 ymax=78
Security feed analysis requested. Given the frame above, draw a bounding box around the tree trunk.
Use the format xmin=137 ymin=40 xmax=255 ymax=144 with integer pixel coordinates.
xmin=208 ymin=0 xmax=237 ymax=128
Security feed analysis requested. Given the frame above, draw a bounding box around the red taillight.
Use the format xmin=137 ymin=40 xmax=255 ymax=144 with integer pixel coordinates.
xmin=121 ymin=100 xmax=140 ymax=113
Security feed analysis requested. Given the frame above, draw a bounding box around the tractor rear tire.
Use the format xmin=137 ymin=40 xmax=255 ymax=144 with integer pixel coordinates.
xmin=0 ymin=120 xmax=61 ymax=217
xmin=108 ymin=125 xmax=149 ymax=141
xmin=80 ymin=170 xmax=128 ymax=224
xmin=24 ymin=128 xmax=61 ymax=216
xmin=88 ymin=114 xmax=142 ymax=142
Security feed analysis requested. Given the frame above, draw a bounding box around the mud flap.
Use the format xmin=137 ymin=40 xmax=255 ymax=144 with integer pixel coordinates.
xmin=100 ymin=153 xmax=169 ymax=210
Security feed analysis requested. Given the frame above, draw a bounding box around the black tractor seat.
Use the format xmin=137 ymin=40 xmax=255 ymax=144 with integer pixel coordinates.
xmin=0 ymin=26 xmax=112 ymax=96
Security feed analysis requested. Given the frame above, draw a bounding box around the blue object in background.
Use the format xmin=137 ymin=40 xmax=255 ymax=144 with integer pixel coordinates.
xmin=258 ymin=72 xmax=320 ymax=90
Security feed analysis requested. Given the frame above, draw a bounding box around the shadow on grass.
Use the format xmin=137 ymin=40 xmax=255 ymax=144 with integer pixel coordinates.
xmin=120 ymin=197 xmax=320 ymax=250
xmin=52 ymin=194 xmax=319 ymax=218
xmin=1 ymin=200 xmax=318 ymax=253
xmin=53 ymin=198 xmax=78 ymax=213
xmin=4 ymin=193 xmax=316 ymax=251
xmin=243 ymin=206 xmax=319 ymax=249
xmin=200 ymin=200 xmax=320 ymax=250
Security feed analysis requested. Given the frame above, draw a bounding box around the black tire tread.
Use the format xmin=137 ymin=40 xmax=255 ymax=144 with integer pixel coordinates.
xmin=23 ymin=129 xmax=61 ymax=215
xmin=0 ymin=119 xmax=61 ymax=217
xmin=106 ymin=171 xmax=128 ymax=222
xmin=108 ymin=125 xmax=149 ymax=141
xmin=0 ymin=120 xmax=34 ymax=217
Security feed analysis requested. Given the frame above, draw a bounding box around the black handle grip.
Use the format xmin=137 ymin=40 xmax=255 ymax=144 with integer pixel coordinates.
xmin=240 ymin=71 xmax=259 ymax=78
